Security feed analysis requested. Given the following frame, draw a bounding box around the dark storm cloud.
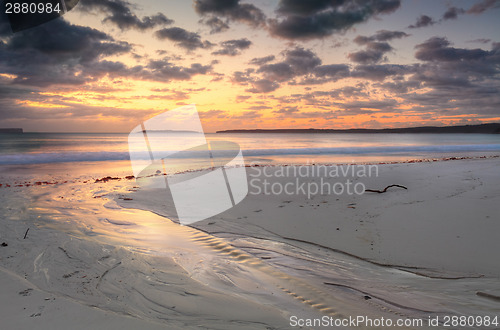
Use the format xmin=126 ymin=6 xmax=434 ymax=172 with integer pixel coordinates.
xmin=283 ymin=47 xmax=322 ymax=74
xmin=410 ymin=68 xmax=473 ymax=88
xmin=233 ymin=47 xmax=352 ymax=91
xmin=397 ymin=38 xmax=500 ymax=119
xmin=249 ymin=55 xmax=275 ymax=65
xmin=350 ymin=30 xmax=409 ymax=64
xmin=0 ymin=83 xmax=36 ymax=101
xmin=212 ymin=38 xmax=252 ymax=56
xmin=408 ymin=15 xmax=435 ymax=28
xmin=403 ymin=85 xmax=500 ymax=118
xmin=415 ymin=37 xmax=493 ymax=62
xmin=0 ymin=11 xmax=12 ymax=37
xmin=258 ymin=62 xmax=295 ymax=81
xmin=0 ymin=19 xmax=131 ymax=86
xmin=0 ymin=18 xmax=215 ymax=87
xmin=257 ymin=47 xmax=322 ymax=81
xmin=79 ymin=0 xmax=173 ymax=31
xmin=154 ymin=27 xmax=214 ymax=51
xmin=411 ymin=38 xmax=500 ymax=95
xmin=348 ymin=42 xmax=392 ymax=64
xmin=466 ymin=0 xmax=500 ymax=14
xmin=442 ymin=7 xmax=465 ymax=20
xmin=194 ymin=0 xmax=266 ymax=27
xmin=199 ymin=16 xmax=230 ymax=34
xmin=269 ymin=0 xmax=401 ymax=40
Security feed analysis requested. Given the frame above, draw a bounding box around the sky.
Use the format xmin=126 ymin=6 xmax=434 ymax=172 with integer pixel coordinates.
xmin=0 ymin=0 xmax=499 ymax=133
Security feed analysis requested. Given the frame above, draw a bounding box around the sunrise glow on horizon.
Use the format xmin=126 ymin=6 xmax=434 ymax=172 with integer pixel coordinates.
xmin=1 ymin=0 xmax=500 ymax=133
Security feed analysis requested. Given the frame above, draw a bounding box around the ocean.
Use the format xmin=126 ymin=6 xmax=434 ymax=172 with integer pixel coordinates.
xmin=1 ymin=132 xmax=500 ymax=167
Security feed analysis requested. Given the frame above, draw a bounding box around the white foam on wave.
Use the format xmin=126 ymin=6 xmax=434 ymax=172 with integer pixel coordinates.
xmin=1 ymin=144 xmax=500 ymax=165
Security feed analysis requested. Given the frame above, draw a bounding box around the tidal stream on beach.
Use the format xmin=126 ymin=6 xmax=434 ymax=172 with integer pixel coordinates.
xmin=1 ymin=157 xmax=500 ymax=329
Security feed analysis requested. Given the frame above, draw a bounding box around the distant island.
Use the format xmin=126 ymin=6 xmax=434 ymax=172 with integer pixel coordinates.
xmin=217 ymin=123 xmax=500 ymax=134
xmin=0 ymin=128 xmax=23 ymax=134
xmin=140 ymin=129 xmax=201 ymax=134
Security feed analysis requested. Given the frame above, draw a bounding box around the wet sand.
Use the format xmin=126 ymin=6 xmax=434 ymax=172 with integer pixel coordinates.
xmin=1 ymin=157 xmax=500 ymax=329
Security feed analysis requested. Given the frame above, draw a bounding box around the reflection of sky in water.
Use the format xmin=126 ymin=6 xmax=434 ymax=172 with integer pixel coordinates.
xmin=1 ymin=133 xmax=500 ymax=166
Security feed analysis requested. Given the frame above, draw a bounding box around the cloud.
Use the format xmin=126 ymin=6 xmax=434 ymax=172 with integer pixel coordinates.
xmin=249 ymin=55 xmax=275 ymax=65
xmin=0 ymin=19 xmax=131 ymax=86
xmin=312 ymin=64 xmax=350 ymax=80
xmin=274 ymin=106 xmax=299 ymax=114
xmin=233 ymin=47 xmax=352 ymax=91
xmin=375 ymin=80 xmax=421 ymax=93
xmin=199 ymin=16 xmax=229 ymax=34
xmin=232 ymin=110 xmax=262 ymax=119
xmin=401 ymin=38 xmax=500 ymax=119
xmin=338 ymin=99 xmax=397 ymax=114
xmin=154 ymin=27 xmax=213 ymax=51
xmin=467 ymin=38 xmax=491 ymax=44
xmin=231 ymin=68 xmax=255 ymax=84
xmin=442 ymin=7 xmax=465 ymax=20
xmin=408 ymin=15 xmax=435 ymax=28
xmin=269 ymin=0 xmax=401 ymax=40
xmin=348 ymin=42 xmax=392 ymax=64
xmin=354 ymin=30 xmax=409 ymax=44
xmin=199 ymin=109 xmax=228 ymax=118
xmin=257 ymin=62 xmax=294 ymax=81
xmin=466 ymin=0 xmax=500 ymax=14
xmin=140 ymin=59 xmax=213 ymax=81
xmin=246 ymin=105 xmax=271 ymax=110
xmin=0 ymin=11 xmax=12 ymax=37
xmin=246 ymin=79 xmax=280 ymax=93
xmin=235 ymin=95 xmax=251 ymax=102
xmin=257 ymin=47 xmax=322 ymax=81
xmin=349 ymin=30 xmax=409 ymax=64
xmin=212 ymin=38 xmax=252 ymax=56
xmin=0 ymin=18 xmax=215 ymax=89
xmin=411 ymin=37 xmax=500 ymax=94
xmin=351 ymin=64 xmax=412 ymax=81
xmin=79 ymin=0 xmax=173 ymax=31
xmin=414 ymin=37 xmax=492 ymax=62
xmin=194 ymin=0 xmax=266 ymax=28
xmin=312 ymin=85 xmax=368 ymax=99
xmin=283 ymin=47 xmax=322 ymax=73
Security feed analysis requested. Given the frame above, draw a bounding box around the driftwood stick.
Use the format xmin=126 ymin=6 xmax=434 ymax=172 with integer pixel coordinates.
xmin=23 ymin=228 xmax=30 ymax=239
xmin=365 ymin=184 xmax=408 ymax=193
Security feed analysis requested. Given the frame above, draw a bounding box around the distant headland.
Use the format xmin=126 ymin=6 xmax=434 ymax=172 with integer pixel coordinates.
xmin=217 ymin=123 xmax=500 ymax=134
xmin=0 ymin=128 xmax=23 ymax=134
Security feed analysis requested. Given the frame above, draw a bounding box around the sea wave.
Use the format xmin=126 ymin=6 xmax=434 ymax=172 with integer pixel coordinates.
xmin=1 ymin=144 xmax=500 ymax=165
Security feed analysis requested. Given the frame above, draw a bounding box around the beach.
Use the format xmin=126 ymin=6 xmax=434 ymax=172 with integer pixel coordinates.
xmin=2 ymin=0 xmax=500 ymax=327
xmin=1 ymin=156 xmax=499 ymax=329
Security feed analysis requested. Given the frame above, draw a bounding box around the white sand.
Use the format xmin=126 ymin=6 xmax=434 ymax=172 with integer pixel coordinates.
xmin=131 ymin=157 xmax=500 ymax=276
xmin=0 ymin=267 xmax=171 ymax=330
xmin=1 ymin=157 xmax=500 ymax=329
